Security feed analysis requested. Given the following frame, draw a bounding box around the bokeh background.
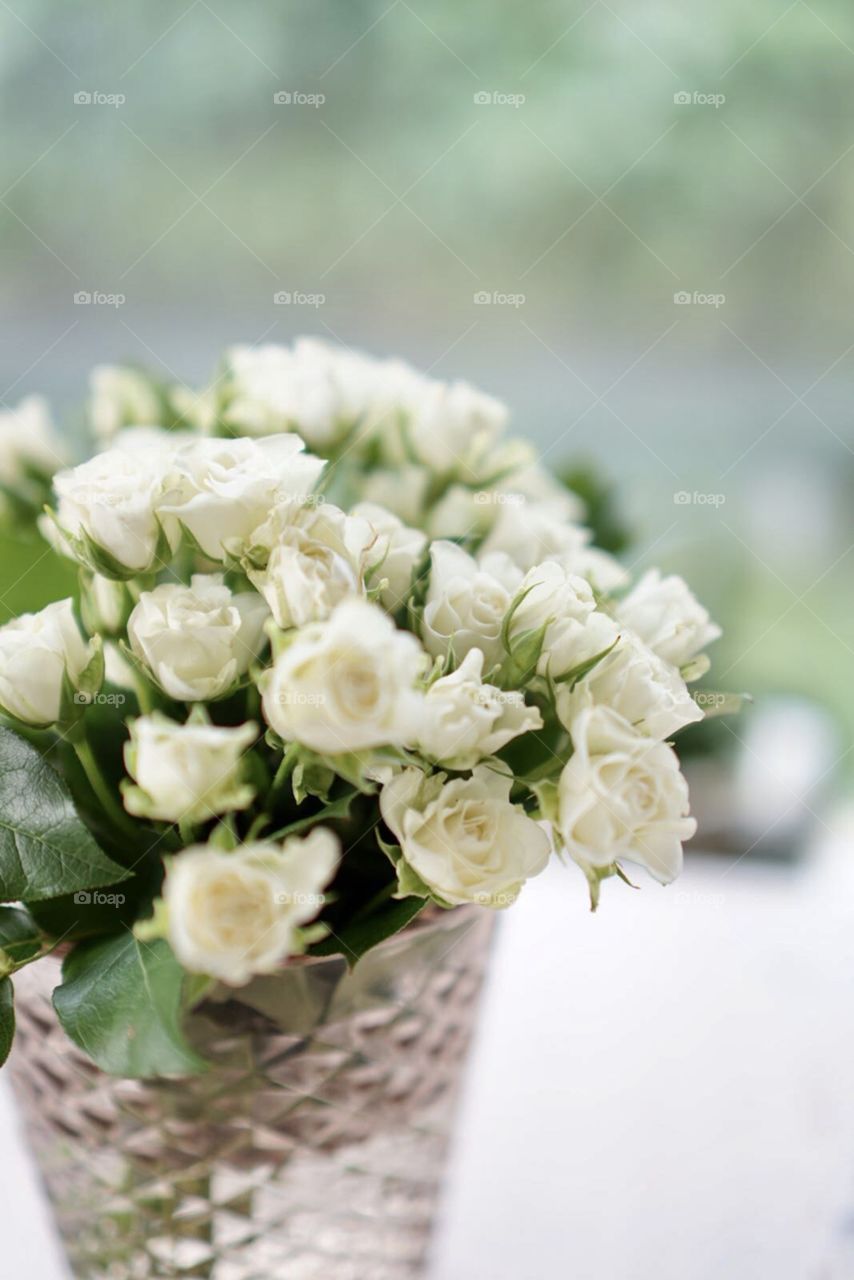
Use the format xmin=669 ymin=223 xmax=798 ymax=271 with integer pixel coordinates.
xmin=1 ymin=4 xmax=853 ymax=1278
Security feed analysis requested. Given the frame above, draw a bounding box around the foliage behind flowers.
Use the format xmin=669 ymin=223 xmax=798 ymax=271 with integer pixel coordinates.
xmin=0 ymin=339 xmax=722 ymax=1079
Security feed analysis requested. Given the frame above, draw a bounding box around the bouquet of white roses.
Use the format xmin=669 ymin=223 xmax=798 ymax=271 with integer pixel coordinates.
xmin=0 ymin=338 xmax=720 ymax=1078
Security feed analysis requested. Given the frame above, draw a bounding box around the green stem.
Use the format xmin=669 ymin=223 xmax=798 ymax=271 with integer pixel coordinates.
xmin=133 ymin=672 xmax=155 ymax=715
xmin=350 ymin=881 xmax=396 ymax=923
xmin=73 ymin=739 xmax=138 ymax=842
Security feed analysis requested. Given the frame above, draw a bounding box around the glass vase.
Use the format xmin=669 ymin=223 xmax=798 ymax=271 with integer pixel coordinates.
xmin=7 ymin=907 xmax=493 ymax=1279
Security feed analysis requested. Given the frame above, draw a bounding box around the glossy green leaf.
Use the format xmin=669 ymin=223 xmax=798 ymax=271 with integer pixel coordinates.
xmin=0 ymin=727 xmax=129 ymax=902
xmin=310 ymin=895 xmax=427 ymax=967
xmin=53 ymin=933 xmax=207 ymax=1078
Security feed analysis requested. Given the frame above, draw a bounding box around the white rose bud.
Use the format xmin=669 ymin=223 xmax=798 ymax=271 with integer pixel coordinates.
xmin=480 ymin=502 xmax=629 ymax=591
xmin=352 ymin=502 xmax=428 ymax=611
xmin=509 ymin=561 xmax=619 ymax=678
xmin=558 ymin=706 xmax=696 ymax=885
xmin=421 ymin=541 xmax=522 ymax=669
xmin=123 ymin=715 xmax=257 ymax=824
xmin=495 ymin=455 xmax=585 ymax=522
xmin=358 ymin=464 xmax=430 ymax=525
xmin=128 ymin=574 xmax=269 ymax=701
xmin=418 ymin=649 xmax=542 ymax=770
xmin=262 ymin=598 xmax=427 ymax=754
xmin=0 ymin=395 xmax=64 ymax=490
xmin=479 ymin=501 xmax=589 ymax=571
xmin=405 ymin=379 xmax=508 ymax=476
xmin=163 ymin=830 xmax=340 ymax=984
xmin=246 ymin=502 xmax=375 ymax=628
xmin=380 ymin=765 xmax=550 ymax=907
xmin=52 ymin=445 xmax=173 ymax=575
xmin=158 ymin=435 xmax=326 ymax=562
xmin=224 ymin=344 xmax=342 ymax=448
xmin=616 ymin=569 xmax=721 ymax=669
xmin=88 ymin=365 xmax=163 ymax=443
xmin=425 ymin=485 xmax=492 ymax=541
xmin=0 ymin=599 xmax=96 ymax=726
xmin=557 ymin=629 xmax=702 ymax=741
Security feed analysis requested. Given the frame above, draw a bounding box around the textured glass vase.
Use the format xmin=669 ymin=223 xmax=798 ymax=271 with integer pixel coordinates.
xmin=8 ymin=907 xmax=493 ymax=1279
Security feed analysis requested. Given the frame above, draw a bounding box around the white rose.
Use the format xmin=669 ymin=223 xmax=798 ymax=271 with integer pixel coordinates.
xmin=616 ymin=569 xmax=721 ymax=668
xmin=479 ymin=501 xmax=589 ymax=571
xmin=557 ymin=629 xmax=703 ymax=740
xmin=358 ymin=464 xmax=430 ymax=525
xmin=158 ymin=435 xmax=326 ymax=561
xmin=0 ymin=395 xmax=64 ymax=487
xmin=421 ymin=541 xmax=522 ymax=669
xmin=224 ymin=344 xmax=342 ymax=448
xmin=352 ymin=502 xmax=427 ymax=611
xmin=101 ymin=425 xmax=195 ymax=456
xmin=128 ymin=574 xmax=269 ymax=701
xmin=558 ymin=705 xmax=696 ymax=885
xmin=52 ymin=445 xmax=173 ymax=575
xmin=404 ymin=379 xmax=508 ymax=477
xmin=425 ymin=485 xmax=492 ymax=541
xmin=88 ymin=365 xmax=163 ymax=443
xmin=163 ymin=830 xmax=340 ymax=984
xmin=223 ymin=340 xmax=417 ymax=452
xmin=417 ymin=648 xmax=542 ymax=770
xmin=509 ymin=561 xmax=619 ymax=678
xmin=246 ymin=502 xmax=375 ymax=628
xmin=479 ymin=502 xmax=629 ymax=591
xmin=123 ymin=714 xmax=257 ymax=824
xmin=0 ymin=599 xmax=95 ymax=726
xmin=262 ymin=598 xmax=427 ymax=754
xmin=495 ymin=453 xmax=585 ymax=522
xmin=380 ymin=765 xmax=550 ymax=907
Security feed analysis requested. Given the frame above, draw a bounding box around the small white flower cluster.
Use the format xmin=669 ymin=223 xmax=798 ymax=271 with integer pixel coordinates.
xmin=0 ymin=340 xmax=720 ymax=985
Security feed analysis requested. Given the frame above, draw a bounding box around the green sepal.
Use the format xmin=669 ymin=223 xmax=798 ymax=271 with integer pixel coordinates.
xmin=550 ymin=635 xmax=620 ymax=689
xmin=44 ymin=507 xmax=174 ymax=581
xmin=491 ymin=620 xmax=550 ymax=691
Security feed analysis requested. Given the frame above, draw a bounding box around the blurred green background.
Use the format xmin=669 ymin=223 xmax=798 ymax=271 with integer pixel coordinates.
xmin=1 ymin=0 xmax=852 ymax=773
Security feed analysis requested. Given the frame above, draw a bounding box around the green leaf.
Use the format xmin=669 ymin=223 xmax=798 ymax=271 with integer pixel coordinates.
xmin=269 ymin=788 xmax=358 ymax=840
xmin=310 ymin=895 xmax=427 ymax=966
xmin=0 ymin=978 xmax=13 ymax=1066
xmin=0 ymin=905 xmax=43 ymax=974
xmin=53 ymin=933 xmax=207 ymax=1078
xmin=0 ymin=728 xmax=130 ymax=902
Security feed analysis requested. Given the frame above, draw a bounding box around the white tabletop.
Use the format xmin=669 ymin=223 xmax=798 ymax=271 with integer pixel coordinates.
xmin=3 ymin=814 xmax=854 ymax=1280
